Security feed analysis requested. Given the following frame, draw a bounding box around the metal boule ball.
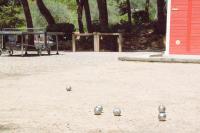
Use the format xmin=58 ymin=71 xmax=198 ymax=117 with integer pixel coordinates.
xmin=94 ymin=107 xmax=102 ymax=115
xmin=158 ymin=113 xmax=167 ymax=121
xmin=96 ymin=105 xmax=103 ymax=113
xmin=66 ymin=85 xmax=72 ymax=91
xmin=113 ymin=108 xmax=121 ymax=116
xmin=158 ymin=105 xmax=166 ymax=113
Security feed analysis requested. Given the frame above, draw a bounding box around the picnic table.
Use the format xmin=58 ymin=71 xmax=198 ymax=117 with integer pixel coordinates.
xmin=0 ymin=28 xmax=64 ymax=56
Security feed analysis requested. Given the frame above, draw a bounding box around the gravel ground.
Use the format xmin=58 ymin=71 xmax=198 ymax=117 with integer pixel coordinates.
xmin=0 ymin=52 xmax=200 ymax=133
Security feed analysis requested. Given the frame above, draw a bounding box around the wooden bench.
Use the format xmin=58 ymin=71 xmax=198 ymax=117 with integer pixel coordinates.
xmin=72 ymin=32 xmax=123 ymax=52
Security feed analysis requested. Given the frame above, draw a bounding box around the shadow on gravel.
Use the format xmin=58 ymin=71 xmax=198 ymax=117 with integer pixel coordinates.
xmin=0 ymin=123 xmax=19 ymax=131
xmin=1 ymin=53 xmax=63 ymax=57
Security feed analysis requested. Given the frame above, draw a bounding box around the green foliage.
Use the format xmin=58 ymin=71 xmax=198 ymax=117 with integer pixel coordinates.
xmin=0 ymin=0 xmax=158 ymax=30
xmin=107 ymin=0 xmax=122 ymax=24
xmin=0 ymin=0 xmax=24 ymax=28
xmin=29 ymin=0 xmax=78 ymax=28
xmin=130 ymin=0 xmax=157 ymax=20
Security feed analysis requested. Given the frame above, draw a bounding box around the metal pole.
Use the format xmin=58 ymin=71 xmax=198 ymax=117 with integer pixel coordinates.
xmin=45 ymin=32 xmax=50 ymax=55
xmin=21 ymin=35 xmax=24 ymax=56
xmin=24 ymin=34 xmax=28 ymax=55
xmin=1 ymin=35 xmax=3 ymax=49
xmin=56 ymin=35 xmax=59 ymax=55
xmin=44 ymin=32 xmax=47 ymax=49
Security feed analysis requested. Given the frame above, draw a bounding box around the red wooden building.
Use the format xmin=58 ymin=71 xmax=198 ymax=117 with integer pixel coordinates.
xmin=166 ymin=0 xmax=200 ymax=55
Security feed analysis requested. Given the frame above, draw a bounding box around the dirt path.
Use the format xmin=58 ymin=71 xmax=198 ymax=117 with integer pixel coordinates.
xmin=0 ymin=52 xmax=200 ymax=133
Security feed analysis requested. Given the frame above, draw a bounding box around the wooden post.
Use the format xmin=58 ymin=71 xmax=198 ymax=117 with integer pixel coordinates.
xmin=94 ymin=32 xmax=100 ymax=52
xmin=72 ymin=34 xmax=76 ymax=52
xmin=118 ymin=33 xmax=123 ymax=52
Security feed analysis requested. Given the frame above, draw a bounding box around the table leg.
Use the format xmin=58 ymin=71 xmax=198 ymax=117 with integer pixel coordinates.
xmin=72 ymin=34 xmax=76 ymax=52
xmin=118 ymin=34 xmax=123 ymax=52
xmin=56 ymin=35 xmax=59 ymax=55
xmin=1 ymin=35 xmax=3 ymax=49
xmin=21 ymin=35 xmax=24 ymax=56
xmin=94 ymin=33 xmax=100 ymax=52
xmin=25 ymin=35 xmax=28 ymax=55
xmin=44 ymin=33 xmax=49 ymax=55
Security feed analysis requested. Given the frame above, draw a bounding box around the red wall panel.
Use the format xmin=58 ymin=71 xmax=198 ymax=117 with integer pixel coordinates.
xmin=170 ymin=0 xmax=200 ymax=55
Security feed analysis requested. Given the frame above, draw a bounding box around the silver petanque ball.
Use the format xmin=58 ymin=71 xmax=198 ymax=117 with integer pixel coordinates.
xmin=96 ymin=105 xmax=103 ymax=113
xmin=94 ymin=107 xmax=102 ymax=115
xmin=66 ymin=85 xmax=72 ymax=91
xmin=113 ymin=108 xmax=121 ymax=116
xmin=158 ymin=105 xmax=166 ymax=113
xmin=158 ymin=113 xmax=167 ymax=121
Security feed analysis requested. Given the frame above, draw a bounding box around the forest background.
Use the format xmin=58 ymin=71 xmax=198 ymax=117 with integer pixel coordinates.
xmin=0 ymin=0 xmax=167 ymax=51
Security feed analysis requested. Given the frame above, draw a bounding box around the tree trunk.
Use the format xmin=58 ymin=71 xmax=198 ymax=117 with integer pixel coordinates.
xmin=127 ymin=0 xmax=132 ymax=26
xmin=84 ymin=0 xmax=93 ymax=33
xmin=97 ymin=0 xmax=108 ymax=32
xmin=76 ymin=0 xmax=84 ymax=33
xmin=145 ymin=0 xmax=150 ymax=13
xmin=36 ymin=0 xmax=56 ymax=25
xmin=21 ymin=0 xmax=34 ymax=46
xmin=145 ymin=0 xmax=150 ymax=22
xmin=157 ymin=0 xmax=166 ymax=34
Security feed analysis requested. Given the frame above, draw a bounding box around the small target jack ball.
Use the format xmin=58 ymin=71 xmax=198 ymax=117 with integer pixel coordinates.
xmin=158 ymin=105 xmax=166 ymax=113
xmin=66 ymin=85 xmax=72 ymax=91
xmin=94 ymin=107 xmax=102 ymax=115
xmin=113 ymin=108 xmax=121 ymax=116
xmin=158 ymin=113 xmax=167 ymax=121
xmin=96 ymin=105 xmax=103 ymax=113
